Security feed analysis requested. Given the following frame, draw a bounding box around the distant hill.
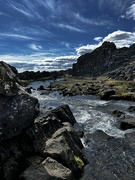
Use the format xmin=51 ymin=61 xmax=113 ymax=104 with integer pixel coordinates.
xmin=72 ymin=42 xmax=135 ymax=80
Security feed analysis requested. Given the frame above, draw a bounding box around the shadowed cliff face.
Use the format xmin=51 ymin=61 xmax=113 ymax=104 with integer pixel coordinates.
xmin=73 ymin=42 xmax=135 ymax=80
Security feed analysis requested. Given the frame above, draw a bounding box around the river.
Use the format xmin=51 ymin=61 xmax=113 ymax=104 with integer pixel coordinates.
xmin=27 ymin=79 xmax=135 ymax=138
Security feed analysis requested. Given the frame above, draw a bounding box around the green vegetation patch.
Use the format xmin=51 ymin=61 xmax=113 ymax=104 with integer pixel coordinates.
xmin=74 ymin=155 xmax=85 ymax=170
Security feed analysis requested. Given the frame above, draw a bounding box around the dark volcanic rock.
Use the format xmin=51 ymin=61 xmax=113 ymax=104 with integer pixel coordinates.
xmin=37 ymin=85 xmax=45 ymax=90
xmin=0 ymin=61 xmax=20 ymax=96
xmin=82 ymin=130 xmax=135 ymax=180
xmin=0 ymin=94 xmax=39 ymax=144
xmin=52 ymin=105 xmax=76 ymax=125
xmin=127 ymin=106 xmax=135 ymax=113
xmin=73 ymin=41 xmax=135 ymax=80
xmin=100 ymin=89 xmax=116 ymax=100
xmin=120 ymin=118 xmax=135 ymax=130
xmin=20 ymin=157 xmax=72 ymax=180
xmin=0 ymin=61 xmax=39 ymax=144
xmin=0 ymin=103 xmax=86 ymax=180
xmin=0 ymin=62 xmax=86 ymax=180
xmin=112 ymin=110 xmax=124 ymax=118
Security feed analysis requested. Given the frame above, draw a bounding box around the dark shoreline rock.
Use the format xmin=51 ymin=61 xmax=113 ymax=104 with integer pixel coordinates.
xmin=0 ymin=62 xmax=87 ymax=180
xmin=127 ymin=106 xmax=135 ymax=113
xmin=0 ymin=105 xmax=87 ymax=180
xmin=82 ymin=130 xmax=135 ymax=180
xmin=0 ymin=61 xmax=40 ymax=144
xmin=120 ymin=118 xmax=135 ymax=130
xmin=20 ymin=157 xmax=73 ymax=180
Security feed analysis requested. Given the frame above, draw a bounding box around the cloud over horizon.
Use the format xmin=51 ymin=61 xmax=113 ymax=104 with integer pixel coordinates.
xmin=76 ymin=30 xmax=135 ymax=55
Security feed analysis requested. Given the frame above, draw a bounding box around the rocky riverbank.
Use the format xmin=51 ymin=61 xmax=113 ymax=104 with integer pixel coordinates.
xmin=42 ymin=76 xmax=135 ymax=101
xmin=0 ymin=61 xmax=87 ymax=180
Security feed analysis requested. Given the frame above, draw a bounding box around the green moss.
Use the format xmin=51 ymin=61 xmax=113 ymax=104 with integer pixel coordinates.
xmin=74 ymin=156 xmax=85 ymax=169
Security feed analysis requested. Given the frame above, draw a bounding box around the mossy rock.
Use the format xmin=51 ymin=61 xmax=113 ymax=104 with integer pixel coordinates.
xmin=74 ymin=156 xmax=85 ymax=170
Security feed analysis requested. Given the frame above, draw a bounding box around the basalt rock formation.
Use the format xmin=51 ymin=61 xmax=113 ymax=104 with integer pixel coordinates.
xmin=73 ymin=42 xmax=135 ymax=80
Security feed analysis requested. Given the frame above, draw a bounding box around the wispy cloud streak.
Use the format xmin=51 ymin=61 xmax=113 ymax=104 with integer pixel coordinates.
xmin=126 ymin=2 xmax=135 ymax=20
xmin=5 ymin=0 xmax=43 ymax=20
xmin=74 ymin=13 xmax=112 ymax=26
xmin=57 ymin=23 xmax=85 ymax=33
xmin=0 ymin=33 xmax=35 ymax=40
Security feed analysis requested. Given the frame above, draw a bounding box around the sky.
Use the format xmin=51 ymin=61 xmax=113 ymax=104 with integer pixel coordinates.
xmin=0 ymin=0 xmax=135 ymax=72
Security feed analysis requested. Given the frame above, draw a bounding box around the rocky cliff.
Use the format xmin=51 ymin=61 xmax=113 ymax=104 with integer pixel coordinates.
xmin=73 ymin=42 xmax=135 ymax=80
xmin=0 ymin=61 xmax=87 ymax=180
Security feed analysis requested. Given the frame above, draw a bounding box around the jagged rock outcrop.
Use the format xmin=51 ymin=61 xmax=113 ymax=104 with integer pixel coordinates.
xmin=0 ymin=61 xmax=20 ymax=96
xmin=0 ymin=61 xmax=39 ymax=143
xmin=0 ymin=61 xmax=87 ymax=180
xmin=73 ymin=42 xmax=135 ymax=80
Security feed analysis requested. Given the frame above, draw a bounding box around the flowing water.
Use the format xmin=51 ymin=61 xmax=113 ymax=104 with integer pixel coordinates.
xmin=27 ymin=80 xmax=135 ymax=139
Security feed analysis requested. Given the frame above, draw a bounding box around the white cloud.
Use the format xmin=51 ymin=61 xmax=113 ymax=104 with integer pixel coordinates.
xmin=0 ymin=33 xmax=34 ymax=40
xmin=76 ymin=44 xmax=101 ymax=55
xmin=61 ymin=42 xmax=70 ymax=48
xmin=0 ymin=54 xmax=78 ymax=72
xmin=42 ymin=0 xmax=55 ymax=11
xmin=57 ymin=23 xmax=85 ymax=33
xmin=28 ymin=43 xmax=42 ymax=51
xmin=6 ymin=0 xmax=44 ymax=20
xmin=98 ymin=0 xmax=127 ymax=13
xmin=76 ymin=30 xmax=135 ymax=55
xmin=54 ymin=55 xmax=77 ymax=62
xmin=74 ymin=13 xmax=112 ymax=26
xmin=9 ymin=1 xmax=33 ymax=18
xmin=94 ymin=36 xmax=103 ymax=41
xmin=103 ymin=30 xmax=135 ymax=47
xmin=126 ymin=2 xmax=135 ymax=20
xmin=12 ymin=26 xmax=52 ymax=39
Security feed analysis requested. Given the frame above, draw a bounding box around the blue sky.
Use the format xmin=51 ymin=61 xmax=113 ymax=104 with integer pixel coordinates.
xmin=0 ymin=0 xmax=135 ymax=72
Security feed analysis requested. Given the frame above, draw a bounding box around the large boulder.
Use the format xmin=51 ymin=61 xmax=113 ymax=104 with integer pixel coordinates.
xmin=44 ymin=123 xmax=86 ymax=178
xmin=0 ymin=61 xmax=39 ymax=143
xmin=100 ymin=89 xmax=116 ymax=100
xmin=0 ymin=94 xmax=39 ymax=144
xmin=20 ymin=157 xmax=72 ymax=180
xmin=52 ymin=105 xmax=76 ymax=125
